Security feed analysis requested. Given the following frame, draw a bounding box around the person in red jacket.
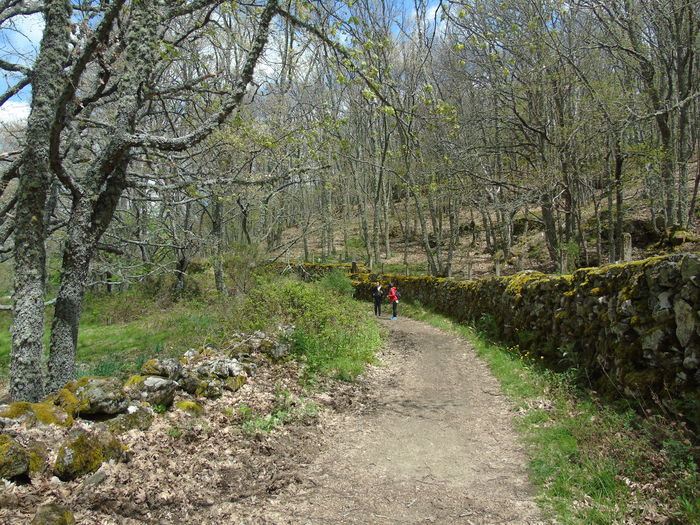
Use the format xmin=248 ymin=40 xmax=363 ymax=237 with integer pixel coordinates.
xmin=387 ymin=283 xmax=400 ymax=320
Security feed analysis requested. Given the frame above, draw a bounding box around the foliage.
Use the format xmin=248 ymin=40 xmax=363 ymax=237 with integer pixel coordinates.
xmin=244 ymin=275 xmax=381 ymax=381
xmin=233 ymin=388 xmax=318 ymax=435
xmin=222 ymin=244 xmax=267 ymax=296
xmin=0 ymin=271 xmax=380 ymax=390
xmin=403 ymin=302 xmax=700 ymax=524
xmin=317 ymin=268 xmax=355 ymax=297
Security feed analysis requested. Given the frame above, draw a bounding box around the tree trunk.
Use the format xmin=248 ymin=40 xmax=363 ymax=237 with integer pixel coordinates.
xmin=613 ymin=141 xmax=625 ymax=259
xmin=47 ymin=166 xmax=128 ymax=392
xmin=540 ymin=192 xmax=559 ymax=270
xmin=47 ymin=200 xmax=92 ymax=392
xmin=213 ymin=197 xmax=226 ymax=295
xmin=11 ymin=0 xmax=73 ymax=402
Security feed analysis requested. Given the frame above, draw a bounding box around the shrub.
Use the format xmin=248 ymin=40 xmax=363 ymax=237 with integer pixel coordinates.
xmin=243 ymin=275 xmax=381 ymax=380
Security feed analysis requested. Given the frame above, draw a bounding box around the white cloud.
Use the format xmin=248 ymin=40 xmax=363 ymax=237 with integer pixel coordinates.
xmin=0 ymin=101 xmax=30 ymax=123
xmin=13 ymin=13 xmax=44 ymax=46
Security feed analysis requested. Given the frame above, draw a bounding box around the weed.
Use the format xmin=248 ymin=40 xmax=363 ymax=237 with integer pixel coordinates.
xmin=318 ymin=269 xmax=355 ymax=297
xmin=167 ymin=425 xmax=183 ymax=438
xmin=152 ymin=404 xmax=167 ymax=414
xmin=244 ymin=276 xmax=381 ymax=381
xmin=237 ymin=387 xmax=319 ymax=436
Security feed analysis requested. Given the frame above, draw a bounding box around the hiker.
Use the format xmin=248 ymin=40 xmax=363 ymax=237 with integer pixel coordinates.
xmin=371 ymin=281 xmax=384 ymax=317
xmin=388 ymin=283 xmax=400 ymax=320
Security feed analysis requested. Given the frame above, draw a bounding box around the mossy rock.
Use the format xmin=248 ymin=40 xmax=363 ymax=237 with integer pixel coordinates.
xmin=179 ymin=373 xmax=222 ymax=399
xmin=124 ymin=376 xmax=178 ymax=407
xmin=0 ymin=433 xmax=29 ymax=480
xmin=64 ymin=376 xmax=127 ymax=416
xmin=46 ymin=388 xmax=83 ymax=417
xmin=31 ymin=503 xmax=75 ymax=525
xmin=123 ymin=375 xmax=146 ymax=389
xmin=223 ymin=375 xmax=247 ymax=393
xmin=103 ymin=406 xmax=154 ymax=435
xmin=27 ymin=440 xmax=48 ymax=475
xmin=0 ymin=401 xmax=74 ymax=427
xmin=140 ymin=358 xmax=182 ymax=380
xmin=194 ymin=378 xmax=223 ymax=399
xmin=622 ymin=369 xmax=663 ymax=396
xmin=54 ymin=429 xmax=124 ymax=481
xmin=174 ymin=400 xmax=204 ymax=416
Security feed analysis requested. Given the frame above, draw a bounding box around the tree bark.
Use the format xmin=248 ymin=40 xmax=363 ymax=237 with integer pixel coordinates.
xmin=11 ymin=0 xmax=72 ymax=402
xmin=540 ymin=192 xmax=559 ymax=270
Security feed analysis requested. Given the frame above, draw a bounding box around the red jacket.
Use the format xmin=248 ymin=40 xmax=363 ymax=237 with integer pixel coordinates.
xmin=388 ymin=287 xmax=399 ymax=303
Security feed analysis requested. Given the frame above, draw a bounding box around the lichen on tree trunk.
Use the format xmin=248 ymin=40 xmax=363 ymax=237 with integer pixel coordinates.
xmin=11 ymin=0 xmax=73 ymax=402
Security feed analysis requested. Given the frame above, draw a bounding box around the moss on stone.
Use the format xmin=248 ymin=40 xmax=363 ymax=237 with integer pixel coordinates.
xmin=54 ymin=430 xmax=123 ymax=481
xmin=123 ymin=375 xmax=146 ymax=388
xmin=27 ymin=441 xmax=48 ymax=474
xmin=54 ymin=433 xmax=102 ymax=481
xmin=224 ymin=375 xmax=247 ymax=392
xmin=0 ymin=433 xmax=29 ymax=479
xmin=104 ymin=407 xmax=154 ymax=434
xmin=0 ymin=401 xmax=74 ymax=427
xmin=622 ymin=369 xmax=662 ymax=393
xmin=504 ymin=271 xmax=548 ymax=302
xmin=174 ymin=400 xmax=204 ymax=416
xmin=46 ymin=388 xmax=83 ymax=416
xmin=194 ymin=378 xmax=223 ymax=399
xmin=140 ymin=359 xmax=161 ymax=375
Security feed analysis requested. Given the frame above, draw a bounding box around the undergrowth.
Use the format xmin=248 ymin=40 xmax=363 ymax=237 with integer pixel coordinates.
xmin=0 ymin=270 xmax=381 ymax=389
xmin=234 ymin=388 xmax=318 ymax=435
xmin=244 ymin=269 xmax=381 ymax=382
xmin=403 ymin=302 xmax=700 ymax=525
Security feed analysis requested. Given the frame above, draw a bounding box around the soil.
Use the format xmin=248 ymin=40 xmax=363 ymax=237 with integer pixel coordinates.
xmin=1 ymin=316 xmax=547 ymax=525
xmin=205 ymin=316 xmax=546 ymax=524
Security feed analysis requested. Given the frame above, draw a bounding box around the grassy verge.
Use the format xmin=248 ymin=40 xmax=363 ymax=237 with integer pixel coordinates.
xmin=244 ymin=269 xmax=382 ymax=382
xmin=0 ymin=289 xmax=245 ymax=380
xmin=0 ymin=271 xmax=381 ymax=387
xmin=403 ymin=301 xmax=700 ymax=525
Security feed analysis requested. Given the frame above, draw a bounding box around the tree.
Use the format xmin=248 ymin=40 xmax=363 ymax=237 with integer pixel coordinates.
xmin=1 ymin=0 xmax=279 ymax=401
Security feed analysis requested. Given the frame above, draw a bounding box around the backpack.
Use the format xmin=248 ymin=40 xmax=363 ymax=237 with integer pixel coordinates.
xmin=396 ymin=290 xmax=401 ymax=299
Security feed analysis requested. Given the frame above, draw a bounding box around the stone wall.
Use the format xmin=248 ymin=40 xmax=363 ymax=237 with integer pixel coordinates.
xmin=310 ymin=255 xmax=700 ymax=428
xmin=269 ymin=262 xmax=370 ymax=281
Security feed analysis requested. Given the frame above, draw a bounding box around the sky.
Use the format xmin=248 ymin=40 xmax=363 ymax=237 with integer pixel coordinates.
xmin=0 ymin=1 xmax=442 ymax=124
xmin=0 ymin=12 xmax=44 ymax=123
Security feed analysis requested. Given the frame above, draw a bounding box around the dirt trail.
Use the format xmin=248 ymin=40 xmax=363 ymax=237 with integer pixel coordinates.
xmin=215 ymin=316 xmax=547 ymax=524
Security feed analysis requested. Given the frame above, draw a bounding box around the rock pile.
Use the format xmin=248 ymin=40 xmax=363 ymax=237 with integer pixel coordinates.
xmin=0 ymin=329 xmax=291 ymax=486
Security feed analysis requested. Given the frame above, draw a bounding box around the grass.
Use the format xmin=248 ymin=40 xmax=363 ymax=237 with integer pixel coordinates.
xmin=0 ymin=290 xmax=242 ymax=380
xmin=402 ymin=301 xmax=700 ymax=525
xmin=244 ymin=269 xmax=382 ymax=382
xmin=0 ymin=270 xmax=382 ymax=389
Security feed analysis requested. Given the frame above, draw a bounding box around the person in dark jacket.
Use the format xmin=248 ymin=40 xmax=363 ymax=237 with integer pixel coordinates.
xmin=371 ymin=281 xmax=384 ymax=317
xmin=387 ymin=283 xmax=399 ymax=320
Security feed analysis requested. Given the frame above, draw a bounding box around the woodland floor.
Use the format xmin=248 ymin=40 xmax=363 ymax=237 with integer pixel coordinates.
xmin=2 ymin=316 xmax=547 ymax=525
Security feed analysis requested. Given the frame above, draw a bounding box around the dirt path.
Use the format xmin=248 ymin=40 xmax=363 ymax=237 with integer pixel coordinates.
xmin=214 ymin=316 xmax=546 ymax=524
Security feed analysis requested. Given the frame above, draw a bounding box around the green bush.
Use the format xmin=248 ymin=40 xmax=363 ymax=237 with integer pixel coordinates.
xmin=243 ymin=276 xmax=381 ymax=380
xmin=318 ymin=269 xmax=355 ymax=297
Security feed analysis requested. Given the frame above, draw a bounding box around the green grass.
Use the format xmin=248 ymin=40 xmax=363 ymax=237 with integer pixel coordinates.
xmin=244 ymin=270 xmax=382 ymax=382
xmin=1 ymin=271 xmax=382 ymax=388
xmin=402 ymin=301 xmax=700 ymax=525
xmin=0 ymin=290 xmax=242 ymax=380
